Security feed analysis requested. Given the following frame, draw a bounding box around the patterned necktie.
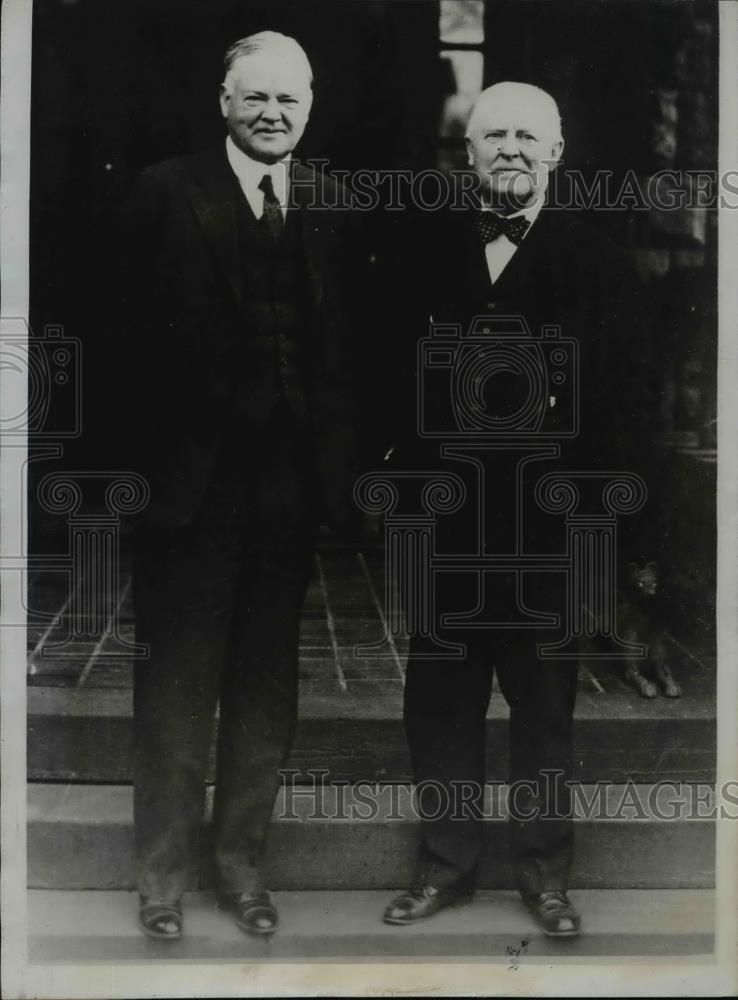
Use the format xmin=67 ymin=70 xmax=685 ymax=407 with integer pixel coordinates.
xmin=258 ymin=172 xmax=285 ymax=241
xmin=475 ymin=211 xmax=531 ymax=247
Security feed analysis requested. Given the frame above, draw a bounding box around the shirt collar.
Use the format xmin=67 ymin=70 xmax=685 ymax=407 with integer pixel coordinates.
xmin=225 ymin=135 xmax=291 ymax=207
xmin=480 ymin=195 xmax=544 ymax=228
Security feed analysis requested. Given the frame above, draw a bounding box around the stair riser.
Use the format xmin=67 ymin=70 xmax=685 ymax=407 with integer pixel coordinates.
xmin=27 ymin=716 xmax=716 ymax=784
xmin=28 ymin=817 xmax=715 ymax=891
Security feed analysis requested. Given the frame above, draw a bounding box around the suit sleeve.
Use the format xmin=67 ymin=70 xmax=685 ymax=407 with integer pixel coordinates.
xmin=363 ymin=208 xmax=429 ymax=469
xmin=108 ymin=167 xmax=166 ymax=472
xmin=591 ymin=241 xmax=668 ymax=565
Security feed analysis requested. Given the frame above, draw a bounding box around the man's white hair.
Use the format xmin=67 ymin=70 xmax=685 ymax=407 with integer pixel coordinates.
xmin=222 ymin=31 xmax=313 ymax=92
xmin=466 ymin=81 xmax=562 ymax=142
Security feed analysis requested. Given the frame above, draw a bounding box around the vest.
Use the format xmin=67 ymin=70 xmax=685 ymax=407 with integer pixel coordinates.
xmin=229 ymin=188 xmax=313 ymax=427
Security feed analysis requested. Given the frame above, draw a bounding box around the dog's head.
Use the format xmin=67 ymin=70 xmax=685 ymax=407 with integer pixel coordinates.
xmin=628 ymin=560 xmax=659 ymax=598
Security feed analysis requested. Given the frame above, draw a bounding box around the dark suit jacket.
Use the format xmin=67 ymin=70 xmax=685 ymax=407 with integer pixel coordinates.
xmin=115 ymin=145 xmax=363 ymax=533
xmin=374 ymin=205 xmax=665 ymax=564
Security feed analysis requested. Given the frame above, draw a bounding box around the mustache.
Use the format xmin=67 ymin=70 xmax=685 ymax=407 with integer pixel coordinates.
xmin=489 ymin=156 xmax=534 ymax=172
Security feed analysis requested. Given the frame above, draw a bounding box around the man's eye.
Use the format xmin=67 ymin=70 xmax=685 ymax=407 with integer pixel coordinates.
xmin=281 ymin=98 xmax=298 ymax=106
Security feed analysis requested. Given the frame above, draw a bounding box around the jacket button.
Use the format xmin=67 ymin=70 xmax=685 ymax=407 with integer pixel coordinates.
xmin=487 ymin=302 xmax=496 ymax=310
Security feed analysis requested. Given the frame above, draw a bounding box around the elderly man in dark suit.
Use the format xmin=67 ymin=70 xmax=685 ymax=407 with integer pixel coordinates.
xmin=120 ymin=31 xmax=359 ymax=940
xmin=379 ymin=82 xmax=657 ymax=937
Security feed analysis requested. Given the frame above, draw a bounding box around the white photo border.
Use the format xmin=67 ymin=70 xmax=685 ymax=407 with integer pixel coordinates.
xmin=2 ymin=0 xmax=737 ymax=995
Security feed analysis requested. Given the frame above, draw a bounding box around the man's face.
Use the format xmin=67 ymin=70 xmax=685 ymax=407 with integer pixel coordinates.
xmin=219 ymin=52 xmax=313 ymax=163
xmin=466 ymin=90 xmax=563 ymax=212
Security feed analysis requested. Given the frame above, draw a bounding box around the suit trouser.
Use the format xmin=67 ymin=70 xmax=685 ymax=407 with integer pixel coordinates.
xmin=133 ymin=403 xmax=318 ymax=900
xmin=404 ymin=629 xmax=578 ymax=898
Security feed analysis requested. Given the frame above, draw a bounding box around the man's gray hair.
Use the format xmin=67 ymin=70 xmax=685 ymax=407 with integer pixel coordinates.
xmin=223 ymin=31 xmax=313 ymax=87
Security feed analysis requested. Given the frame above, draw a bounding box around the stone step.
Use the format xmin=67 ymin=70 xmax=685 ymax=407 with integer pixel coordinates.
xmin=27 ymin=676 xmax=717 ymax=784
xmin=28 ymin=783 xmax=715 ymax=891
xmin=28 ymin=888 xmax=715 ymax=962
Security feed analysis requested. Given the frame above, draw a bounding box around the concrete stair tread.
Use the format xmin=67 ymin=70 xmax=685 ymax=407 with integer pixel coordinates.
xmin=26 ymin=780 xmax=718 ymax=821
xmin=28 ymin=888 xmax=715 ymax=961
xmin=27 ymin=641 xmax=715 ymax=698
xmin=26 ymin=672 xmax=716 ymax=720
xmin=26 ymin=543 xmax=715 ymax=705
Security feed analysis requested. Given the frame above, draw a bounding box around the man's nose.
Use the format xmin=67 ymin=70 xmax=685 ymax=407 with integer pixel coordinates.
xmin=498 ymin=134 xmax=520 ymax=158
xmin=261 ymin=98 xmax=282 ymax=121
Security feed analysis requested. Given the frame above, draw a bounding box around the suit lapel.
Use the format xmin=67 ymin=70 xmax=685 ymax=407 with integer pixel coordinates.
xmin=459 ymin=212 xmax=495 ymax=299
xmin=432 ymin=210 xmax=493 ymax=315
xmin=290 ymin=162 xmax=325 ymax=308
xmin=489 ymin=207 xmax=556 ymax=297
xmin=184 ymin=153 xmax=326 ymax=311
xmin=182 ymin=146 xmax=243 ymax=309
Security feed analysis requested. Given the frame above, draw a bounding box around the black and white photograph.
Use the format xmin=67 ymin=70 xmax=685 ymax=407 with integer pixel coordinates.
xmin=1 ymin=0 xmax=737 ymax=996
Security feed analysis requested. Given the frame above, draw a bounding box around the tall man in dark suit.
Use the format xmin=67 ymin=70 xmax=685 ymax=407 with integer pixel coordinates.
xmin=121 ymin=31 xmax=359 ymax=940
xmin=380 ymin=83 xmax=656 ymax=936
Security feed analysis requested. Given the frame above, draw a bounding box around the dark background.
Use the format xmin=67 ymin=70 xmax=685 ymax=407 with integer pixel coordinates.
xmin=29 ymin=0 xmax=718 ymax=623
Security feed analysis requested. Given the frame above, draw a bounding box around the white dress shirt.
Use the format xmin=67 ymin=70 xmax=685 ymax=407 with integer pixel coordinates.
xmin=481 ymin=197 xmax=543 ymax=285
xmin=225 ymin=135 xmax=290 ymax=220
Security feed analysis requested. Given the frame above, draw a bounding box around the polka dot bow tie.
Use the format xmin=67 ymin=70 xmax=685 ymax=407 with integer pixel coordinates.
xmin=475 ymin=211 xmax=531 ymax=246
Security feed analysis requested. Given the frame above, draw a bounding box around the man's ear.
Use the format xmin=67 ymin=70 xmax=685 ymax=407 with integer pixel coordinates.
xmin=548 ymin=138 xmax=565 ymax=172
xmin=219 ymin=84 xmax=229 ymax=119
xmin=465 ymin=136 xmax=475 ymax=167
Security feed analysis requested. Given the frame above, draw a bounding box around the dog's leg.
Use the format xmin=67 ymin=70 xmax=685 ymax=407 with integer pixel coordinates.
xmin=651 ymin=635 xmax=681 ymax=698
xmin=624 ymin=657 xmax=658 ymax=698
xmin=622 ymin=625 xmax=658 ymax=697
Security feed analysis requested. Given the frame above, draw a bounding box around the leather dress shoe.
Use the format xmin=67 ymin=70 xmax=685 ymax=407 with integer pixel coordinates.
xmin=138 ymin=896 xmax=182 ymax=940
xmin=217 ymin=891 xmax=278 ymax=936
xmin=523 ymin=890 xmax=580 ymax=937
xmin=383 ymin=884 xmax=475 ymax=925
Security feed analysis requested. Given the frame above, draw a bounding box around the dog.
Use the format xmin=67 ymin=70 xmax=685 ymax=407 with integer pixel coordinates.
xmin=617 ymin=561 xmax=681 ymax=699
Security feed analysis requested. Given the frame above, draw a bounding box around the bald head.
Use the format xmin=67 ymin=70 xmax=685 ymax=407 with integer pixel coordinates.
xmin=466 ymin=82 xmax=562 ymax=143
xmin=465 ymin=81 xmax=564 ymax=214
